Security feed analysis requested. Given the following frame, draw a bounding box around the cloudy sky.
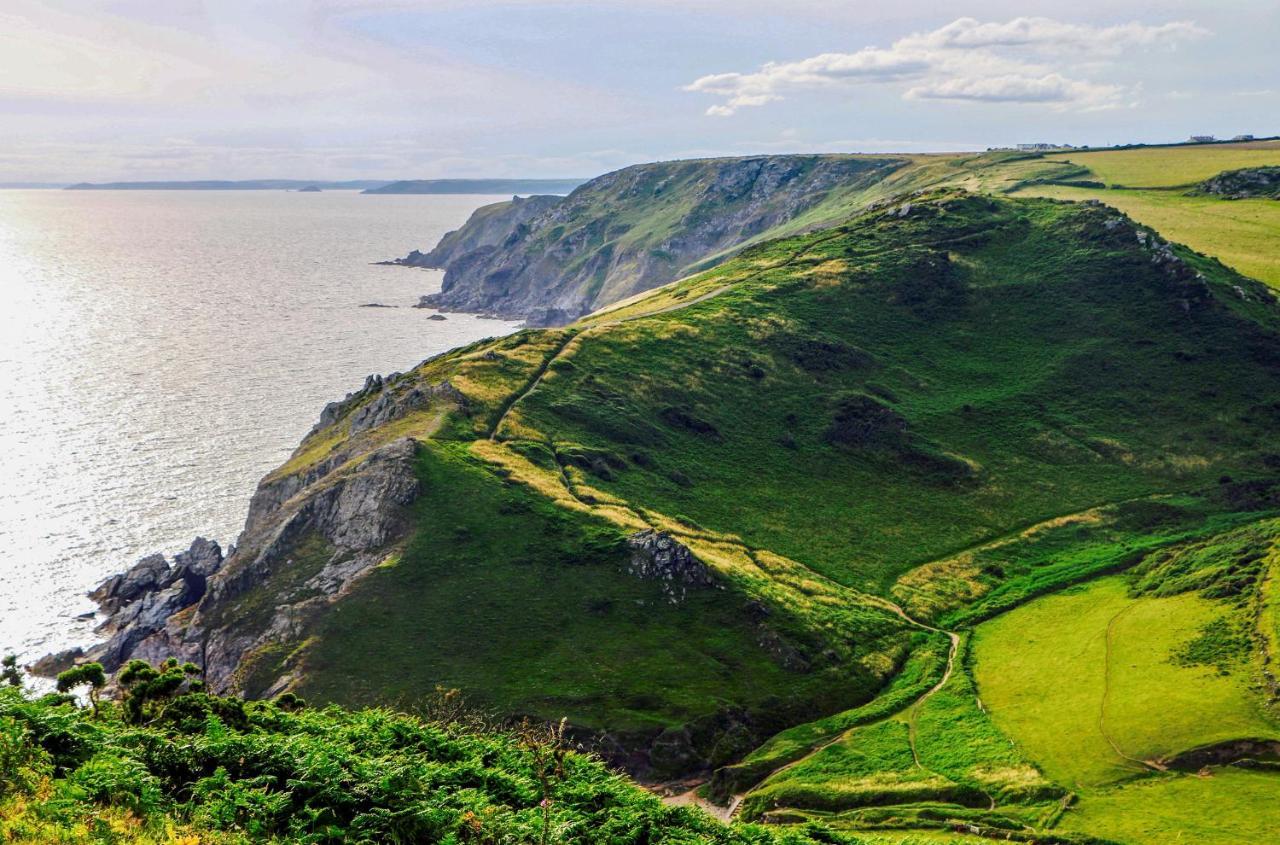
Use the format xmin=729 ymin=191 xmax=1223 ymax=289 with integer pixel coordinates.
xmin=0 ymin=0 xmax=1274 ymax=182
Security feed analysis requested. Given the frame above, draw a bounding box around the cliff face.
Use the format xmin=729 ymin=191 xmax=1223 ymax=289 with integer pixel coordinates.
xmin=406 ymin=154 xmax=905 ymax=325
xmin=394 ymin=194 xmax=563 ymax=271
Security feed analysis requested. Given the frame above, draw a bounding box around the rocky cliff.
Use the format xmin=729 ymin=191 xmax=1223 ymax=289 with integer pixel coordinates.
xmin=398 ymin=154 xmax=906 ymax=325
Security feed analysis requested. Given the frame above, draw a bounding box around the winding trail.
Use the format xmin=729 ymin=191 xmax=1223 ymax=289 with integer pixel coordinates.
xmin=487 ymin=330 xmax=579 ymax=440
xmin=667 ymin=596 xmax=968 ymax=822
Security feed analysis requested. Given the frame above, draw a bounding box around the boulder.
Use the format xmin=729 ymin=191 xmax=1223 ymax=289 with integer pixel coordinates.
xmin=89 ymin=553 xmax=167 ymax=613
xmin=625 ymin=531 xmax=715 ymax=603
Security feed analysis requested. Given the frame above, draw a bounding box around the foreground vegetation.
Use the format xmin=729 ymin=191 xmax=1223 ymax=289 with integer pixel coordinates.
xmin=1 ymin=670 xmax=943 ymax=845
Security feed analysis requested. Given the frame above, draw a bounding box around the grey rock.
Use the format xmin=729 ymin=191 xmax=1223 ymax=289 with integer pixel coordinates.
xmin=625 ymin=530 xmax=715 ymax=603
xmin=79 ymin=538 xmax=223 ymax=671
xmin=89 ymin=553 xmax=167 ymax=613
xmin=1198 ymin=167 xmax=1280 ymax=200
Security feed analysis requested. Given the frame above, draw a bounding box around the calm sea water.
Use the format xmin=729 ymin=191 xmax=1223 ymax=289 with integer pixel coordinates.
xmin=0 ymin=189 xmax=519 ymax=662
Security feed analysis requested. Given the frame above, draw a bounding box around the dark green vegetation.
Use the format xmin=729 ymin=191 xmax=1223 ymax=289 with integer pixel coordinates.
xmin=0 ymin=670 xmax=909 ymax=845
xmin=297 ymin=444 xmax=898 ymax=768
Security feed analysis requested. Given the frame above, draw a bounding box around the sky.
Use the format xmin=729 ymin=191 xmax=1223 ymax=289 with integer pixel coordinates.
xmin=0 ymin=0 xmax=1275 ymax=182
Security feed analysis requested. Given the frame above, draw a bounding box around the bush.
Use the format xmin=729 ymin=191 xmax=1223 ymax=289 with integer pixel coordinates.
xmin=0 ymin=664 xmax=870 ymax=845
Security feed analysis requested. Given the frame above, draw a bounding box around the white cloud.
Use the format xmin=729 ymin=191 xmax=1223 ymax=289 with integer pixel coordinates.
xmin=685 ymin=16 xmax=1208 ymax=116
xmin=900 ymin=17 xmax=1207 ymax=54
xmin=905 ymin=74 xmax=1123 ymax=109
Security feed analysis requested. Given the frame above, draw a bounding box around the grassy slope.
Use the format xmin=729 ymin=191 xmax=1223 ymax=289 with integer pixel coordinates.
xmin=743 ymin=636 xmax=1058 ymax=825
xmin=1009 ymin=140 xmax=1280 ymax=289
xmin=513 ymin=196 xmax=1280 ymax=594
xmin=1057 ymin=768 xmax=1280 ymax=845
xmin=968 ymin=516 xmax=1280 ymax=845
xmin=297 ymin=443 xmax=881 ymax=735
xmin=1020 ymin=186 xmax=1280 ymax=287
xmin=972 ymin=576 xmax=1278 ymax=787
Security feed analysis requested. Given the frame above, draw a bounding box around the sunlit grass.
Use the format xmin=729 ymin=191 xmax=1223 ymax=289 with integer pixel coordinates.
xmin=1046 ymin=141 xmax=1280 ymax=187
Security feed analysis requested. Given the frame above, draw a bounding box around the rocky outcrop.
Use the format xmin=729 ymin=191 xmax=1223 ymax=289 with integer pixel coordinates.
xmin=83 ymin=538 xmax=224 ymax=670
xmin=625 ymin=531 xmax=715 ymax=602
xmin=406 ymin=155 xmax=904 ymax=325
xmin=1163 ymin=738 xmax=1280 ymax=770
xmin=63 ymin=424 xmax=424 ymax=691
xmin=1197 ymin=167 xmax=1280 ymax=200
xmin=393 ymin=194 xmax=564 ymax=270
xmin=310 ymin=373 xmax=466 ymax=439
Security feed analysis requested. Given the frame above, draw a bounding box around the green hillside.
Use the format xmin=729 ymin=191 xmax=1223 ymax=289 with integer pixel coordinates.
xmin=58 ymin=136 xmax=1280 ymax=844
xmin=109 ymin=186 xmax=1278 ymax=842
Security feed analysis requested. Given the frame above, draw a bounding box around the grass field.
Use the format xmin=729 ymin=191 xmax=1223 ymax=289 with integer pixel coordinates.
xmin=1017 ymin=184 xmax=1280 ymax=287
xmin=1046 ymin=141 xmax=1280 ymax=187
xmin=1057 ymin=768 xmax=1280 ymax=845
xmin=737 ymin=634 xmax=1058 ymax=829
xmin=972 ymin=575 xmax=1279 ymax=788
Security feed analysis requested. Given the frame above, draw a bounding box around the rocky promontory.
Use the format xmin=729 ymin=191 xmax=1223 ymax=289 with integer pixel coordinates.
xmin=85 ymin=537 xmax=225 ymax=670
xmin=394 ymin=155 xmax=905 ymax=325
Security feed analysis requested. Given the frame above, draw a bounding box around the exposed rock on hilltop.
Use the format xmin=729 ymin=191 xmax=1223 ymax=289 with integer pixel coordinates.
xmin=406 ymin=155 xmax=905 ymax=325
xmin=1197 ymin=166 xmax=1280 ymax=199
xmin=626 ymin=530 xmax=716 ymax=603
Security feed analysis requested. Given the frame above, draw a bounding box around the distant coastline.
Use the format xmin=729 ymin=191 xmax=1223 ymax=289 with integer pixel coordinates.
xmin=65 ymin=179 xmax=390 ymax=191
xmin=53 ymin=177 xmax=586 ymax=193
xmin=362 ymin=178 xmax=585 ymax=195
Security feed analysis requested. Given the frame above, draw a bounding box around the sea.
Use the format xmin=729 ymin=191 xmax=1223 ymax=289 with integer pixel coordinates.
xmin=0 ymin=189 xmax=521 ymax=663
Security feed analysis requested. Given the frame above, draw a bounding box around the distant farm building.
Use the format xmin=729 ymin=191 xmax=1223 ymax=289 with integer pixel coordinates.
xmin=1233 ymin=134 xmax=1256 ymax=141
xmin=1189 ymin=135 xmax=1216 ymax=143
xmin=1016 ymin=143 xmax=1075 ymax=152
